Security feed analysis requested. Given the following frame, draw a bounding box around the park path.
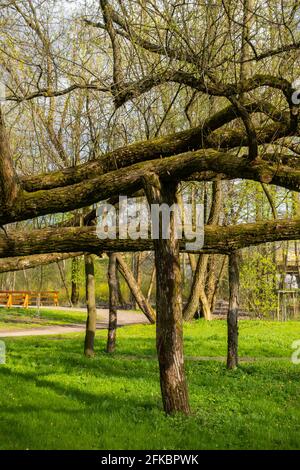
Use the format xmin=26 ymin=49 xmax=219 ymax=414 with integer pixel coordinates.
xmin=0 ymin=307 xmax=149 ymax=338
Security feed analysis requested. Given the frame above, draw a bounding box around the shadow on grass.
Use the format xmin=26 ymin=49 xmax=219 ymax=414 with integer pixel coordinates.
xmin=0 ymin=353 xmax=159 ymax=403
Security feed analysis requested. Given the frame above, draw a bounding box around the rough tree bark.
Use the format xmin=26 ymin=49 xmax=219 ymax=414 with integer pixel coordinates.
xmin=84 ymin=254 xmax=97 ymax=357
xmin=227 ymin=251 xmax=240 ymax=369
xmin=107 ymin=253 xmax=118 ymax=353
xmin=144 ymin=173 xmax=190 ymax=415
xmin=0 ymin=252 xmax=81 ymax=274
xmin=2 ymin=147 xmax=300 ymax=227
xmin=1 ymin=218 xmax=300 ymax=258
xmin=21 ymin=98 xmax=292 ymax=193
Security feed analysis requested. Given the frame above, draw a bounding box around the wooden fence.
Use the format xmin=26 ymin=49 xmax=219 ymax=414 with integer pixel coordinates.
xmin=0 ymin=291 xmax=59 ymax=309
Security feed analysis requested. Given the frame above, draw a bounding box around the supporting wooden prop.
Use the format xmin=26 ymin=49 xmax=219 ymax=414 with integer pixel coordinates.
xmin=144 ymin=173 xmax=190 ymax=415
xmin=107 ymin=253 xmax=118 ymax=353
xmin=227 ymin=251 xmax=240 ymax=369
xmin=84 ymin=254 xmax=97 ymax=357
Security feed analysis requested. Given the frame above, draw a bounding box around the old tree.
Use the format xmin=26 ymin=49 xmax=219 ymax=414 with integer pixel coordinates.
xmin=0 ymin=0 xmax=300 ymax=413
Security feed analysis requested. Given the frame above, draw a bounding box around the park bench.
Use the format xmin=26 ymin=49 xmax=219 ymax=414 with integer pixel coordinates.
xmin=0 ymin=290 xmax=59 ymax=309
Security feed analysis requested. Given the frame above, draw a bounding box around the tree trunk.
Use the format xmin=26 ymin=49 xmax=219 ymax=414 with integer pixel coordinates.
xmin=205 ymin=255 xmax=218 ymax=309
xmin=146 ymin=264 xmax=156 ymax=303
xmin=227 ymin=251 xmax=240 ymax=369
xmin=130 ymin=253 xmax=142 ymax=308
xmin=71 ymin=281 xmax=79 ymax=306
xmin=57 ymin=260 xmax=72 ymax=307
xmin=144 ymin=173 xmax=190 ymax=415
xmin=183 ymin=180 xmax=222 ymax=321
xmin=116 ymin=253 xmax=156 ymax=323
xmin=84 ymin=254 xmax=97 ymax=357
xmin=183 ymin=254 xmax=210 ymax=320
xmin=116 ymin=269 xmax=125 ymax=306
xmin=71 ymin=257 xmax=80 ymax=307
xmin=207 ymin=255 xmax=226 ymax=314
xmin=0 ymin=109 xmax=19 ymax=209
xmin=107 ymin=253 xmax=118 ymax=353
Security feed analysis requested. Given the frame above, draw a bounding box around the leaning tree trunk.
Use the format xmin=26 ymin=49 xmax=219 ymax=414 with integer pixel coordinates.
xmin=57 ymin=260 xmax=72 ymax=307
xmin=107 ymin=253 xmax=118 ymax=353
xmin=206 ymin=255 xmax=226 ymax=314
xmin=84 ymin=254 xmax=97 ymax=357
xmin=183 ymin=254 xmax=210 ymax=321
xmin=183 ymin=180 xmax=222 ymax=321
xmin=144 ymin=173 xmax=190 ymax=415
xmin=227 ymin=251 xmax=240 ymax=369
xmin=116 ymin=253 xmax=156 ymax=324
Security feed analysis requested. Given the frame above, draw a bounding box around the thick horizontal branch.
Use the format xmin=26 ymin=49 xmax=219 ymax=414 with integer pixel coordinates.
xmin=112 ymin=71 xmax=293 ymax=108
xmin=2 ymin=149 xmax=300 ymax=225
xmin=21 ymin=100 xmax=290 ymax=193
xmin=0 ymin=218 xmax=299 ymax=258
xmin=0 ymin=252 xmax=82 ymax=273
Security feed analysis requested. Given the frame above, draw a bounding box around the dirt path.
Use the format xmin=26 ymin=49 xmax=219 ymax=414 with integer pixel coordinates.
xmin=0 ymin=308 xmax=149 ymax=338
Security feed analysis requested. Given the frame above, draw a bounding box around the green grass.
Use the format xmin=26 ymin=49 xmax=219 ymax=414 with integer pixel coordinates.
xmin=0 ymin=320 xmax=300 ymax=449
xmin=0 ymin=307 xmax=87 ymax=330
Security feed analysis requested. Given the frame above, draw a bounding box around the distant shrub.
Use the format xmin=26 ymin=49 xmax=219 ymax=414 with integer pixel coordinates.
xmin=240 ymin=251 xmax=277 ymax=318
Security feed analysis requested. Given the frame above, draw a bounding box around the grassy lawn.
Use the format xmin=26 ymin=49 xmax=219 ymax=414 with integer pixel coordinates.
xmin=0 ymin=307 xmax=87 ymax=330
xmin=0 ymin=320 xmax=299 ymax=450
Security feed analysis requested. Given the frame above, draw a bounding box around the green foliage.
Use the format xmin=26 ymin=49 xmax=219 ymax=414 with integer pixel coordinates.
xmin=240 ymin=250 xmax=278 ymax=318
xmin=71 ymin=257 xmax=80 ymax=284
xmin=0 ymin=320 xmax=300 ymax=449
